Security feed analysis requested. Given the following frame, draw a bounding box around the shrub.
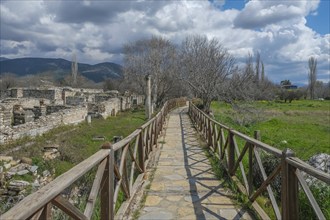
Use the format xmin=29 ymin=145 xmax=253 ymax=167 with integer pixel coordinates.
xmin=299 ymin=182 xmax=330 ymax=219
xmin=252 ymin=152 xmax=281 ymax=200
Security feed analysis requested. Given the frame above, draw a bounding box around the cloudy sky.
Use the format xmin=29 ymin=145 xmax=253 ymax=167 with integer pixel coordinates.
xmin=0 ymin=0 xmax=329 ymax=85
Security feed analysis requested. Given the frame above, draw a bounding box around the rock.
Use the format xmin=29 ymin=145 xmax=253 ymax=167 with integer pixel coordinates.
xmin=0 ymin=188 xmax=8 ymax=195
xmin=29 ymin=165 xmax=38 ymax=173
xmin=21 ymin=157 xmax=33 ymax=165
xmin=43 ymin=149 xmax=60 ymax=160
xmin=42 ymin=170 xmax=50 ymax=177
xmin=8 ymin=190 xmax=18 ymax=196
xmin=17 ymin=170 xmax=29 ymax=176
xmin=0 ymin=156 xmax=13 ymax=162
xmin=308 ymin=153 xmax=330 ymax=173
xmin=8 ymin=180 xmax=30 ymax=191
xmin=92 ymin=135 xmax=105 ymax=141
xmin=0 ymin=166 xmax=3 ymax=173
xmin=10 ymin=160 xmax=19 ymax=167
xmin=3 ymin=163 xmax=11 ymax=170
xmin=6 ymin=172 xmax=16 ymax=178
xmin=0 ymin=156 xmax=14 ymax=162
xmin=32 ymin=180 xmax=40 ymax=188
xmin=305 ymin=153 xmax=330 ymax=185
xmin=9 ymin=163 xmax=29 ymax=173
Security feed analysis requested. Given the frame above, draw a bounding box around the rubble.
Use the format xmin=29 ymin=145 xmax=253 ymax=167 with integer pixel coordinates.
xmin=0 ymin=86 xmax=145 ymax=213
xmin=21 ymin=157 xmax=32 ymax=165
xmin=43 ymin=146 xmax=60 ymax=160
xmin=0 ymin=155 xmax=53 ymax=214
xmin=92 ymin=135 xmax=106 ymax=141
xmin=8 ymin=180 xmax=30 ymax=192
xmin=305 ymin=153 xmax=330 ymax=186
xmin=1 ymin=87 xmax=144 ymax=145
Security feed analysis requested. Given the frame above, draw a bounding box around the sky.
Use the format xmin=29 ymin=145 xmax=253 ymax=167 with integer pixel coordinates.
xmin=0 ymin=0 xmax=329 ymax=85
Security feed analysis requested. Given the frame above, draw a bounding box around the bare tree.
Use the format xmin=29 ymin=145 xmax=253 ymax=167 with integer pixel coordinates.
xmin=0 ymin=73 xmax=17 ymax=97
xmin=123 ymin=36 xmax=179 ymax=107
xmin=0 ymin=72 xmax=16 ymax=89
xmin=103 ymin=78 xmax=125 ymax=92
xmin=308 ymin=56 xmax=317 ymax=99
xmin=179 ymin=35 xmax=235 ymax=111
xmin=225 ymin=53 xmax=275 ymax=102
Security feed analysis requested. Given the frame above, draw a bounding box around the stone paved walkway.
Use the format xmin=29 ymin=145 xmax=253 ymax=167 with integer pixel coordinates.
xmin=138 ymin=107 xmax=253 ymax=220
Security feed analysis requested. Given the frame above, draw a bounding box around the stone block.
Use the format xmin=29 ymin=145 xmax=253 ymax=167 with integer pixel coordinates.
xmin=21 ymin=157 xmax=33 ymax=165
xmin=0 ymin=156 xmax=13 ymax=162
xmin=3 ymin=163 xmax=11 ymax=170
xmin=17 ymin=170 xmax=29 ymax=176
xmin=8 ymin=180 xmax=30 ymax=191
xmin=29 ymin=165 xmax=38 ymax=173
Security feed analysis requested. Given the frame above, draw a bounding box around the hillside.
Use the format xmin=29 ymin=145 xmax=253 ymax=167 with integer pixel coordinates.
xmin=0 ymin=57 xmax=9 ymax=62
xmin=0 ymin=57 xmax=123 ymax=83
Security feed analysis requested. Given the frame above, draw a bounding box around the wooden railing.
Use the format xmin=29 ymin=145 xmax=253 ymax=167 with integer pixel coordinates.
xmin=0 ymin=98 xmax=187 ymax=220
xmin=188 ymin=102 xmax=330 ymax=220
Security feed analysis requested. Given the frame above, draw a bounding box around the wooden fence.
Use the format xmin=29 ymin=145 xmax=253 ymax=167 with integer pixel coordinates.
xmin=188 ymin=102 xmax=330 ymax=220
xmin=0 ymin=98 xmax=187 ymax=220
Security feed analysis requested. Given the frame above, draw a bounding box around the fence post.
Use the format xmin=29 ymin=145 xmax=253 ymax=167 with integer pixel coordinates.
xmin=138 ymin=131 xmax=146 ymax=173
xmin=40 ymin=203 xmax=52 ymax=219
xmin=207 ymin=119 xmax=212 ymax=147
xmin=248 ymin=130 xmax=260 ymax=195
xmin=101 ymin=143 xmax=114 ymax=220
xmin=281 ymin=148 xmax=298 ymax=220
xmin=228 ymin=132 xmax=235 ymax=175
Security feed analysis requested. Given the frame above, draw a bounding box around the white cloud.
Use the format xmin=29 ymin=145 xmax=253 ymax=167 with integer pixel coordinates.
xmin=0 ymin=0 xmax=328 ymax=84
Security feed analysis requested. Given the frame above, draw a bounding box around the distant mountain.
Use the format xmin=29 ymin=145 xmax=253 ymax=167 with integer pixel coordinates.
xmin=0 ymin=57 xmax=123 ymax=83
xmin=0 ymin=57 xmax=9 ymax=62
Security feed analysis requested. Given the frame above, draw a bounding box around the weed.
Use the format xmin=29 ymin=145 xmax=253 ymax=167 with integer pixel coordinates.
xmin=299 ymin=183 xmax=330 ymax=219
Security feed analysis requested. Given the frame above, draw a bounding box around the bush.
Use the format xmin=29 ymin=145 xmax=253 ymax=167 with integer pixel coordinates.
xmin=232 ymin=103 xmax=265 ymax=127
xmin=299 ymin=183 xmax=330 ymax=219
xmin=252 ymin=152 xmax=281 ymax=200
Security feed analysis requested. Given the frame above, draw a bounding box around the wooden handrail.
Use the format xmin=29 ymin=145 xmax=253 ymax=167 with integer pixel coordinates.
xmin=1 ymin=149 xmax=110 ymax=219
xmin=188 ymin=101 xmax=330 ymax=220
xmin=1 ymin=98 xmax=187 ymax=220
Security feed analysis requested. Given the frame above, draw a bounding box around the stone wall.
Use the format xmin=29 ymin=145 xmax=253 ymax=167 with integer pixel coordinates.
xmin=1 ymin=98 xmax=44 ymax=110
xmin=0 ymin=106 xmax=11 ymax=129
xmin=101 ymin=98 xmax=121 ymax=117
xmin=0 ymin=107 xmax=88 ymax=144
xmin=65 ymin=96 xmax=86 ymax=106
xmin=121 ymin=96 xmax=131 ymax=111
xmin=0 ymin=87 xmax=144 ymax=145
xmin=131 ymin=94 xmax=144 ymax=106
xmin=61 ymin=107 xmax=88 ymax=125
xmin=9 ymin=88 xmax=62 ymax=101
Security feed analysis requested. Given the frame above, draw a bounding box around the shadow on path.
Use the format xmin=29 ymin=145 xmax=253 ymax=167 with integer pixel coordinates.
xmin=137 ymin=107 xmax=253 ymax=220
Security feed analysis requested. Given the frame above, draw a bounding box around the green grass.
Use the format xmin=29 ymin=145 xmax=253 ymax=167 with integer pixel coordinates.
xmin=1 ymin=108 xmax=146 ymax=174
xmin=0 ymin=108 xmax=147 ymax=215
xmin=210 ymin=100 xmax=330 ymax=219
xmin=211 ymin=100 xmax=330 ymax=160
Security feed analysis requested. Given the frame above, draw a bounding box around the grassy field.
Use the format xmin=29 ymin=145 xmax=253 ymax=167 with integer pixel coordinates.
xmin=211 ymin=100 xmax=330 ymax=160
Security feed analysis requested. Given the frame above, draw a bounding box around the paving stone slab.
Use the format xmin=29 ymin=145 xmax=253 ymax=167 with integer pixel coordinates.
xmin=136 ymin=107 xmax=254 ymax=220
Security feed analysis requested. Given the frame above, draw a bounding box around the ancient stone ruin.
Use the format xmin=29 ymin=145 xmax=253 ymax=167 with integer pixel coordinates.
xmin=0 ymin=87 xmax=144 ymax=144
